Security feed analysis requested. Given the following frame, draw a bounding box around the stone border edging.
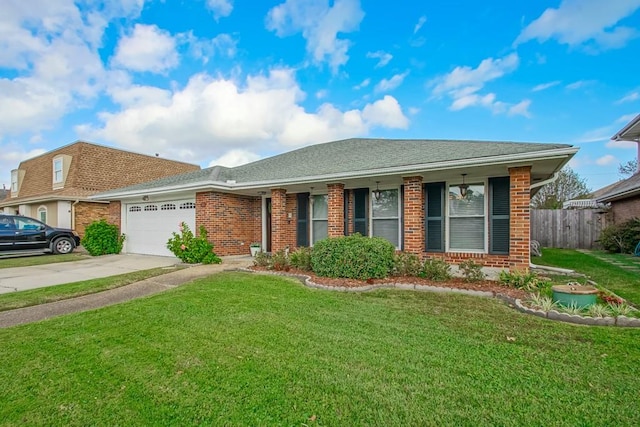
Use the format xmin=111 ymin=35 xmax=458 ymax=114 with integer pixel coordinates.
xmin=238 ymin=268 xmax=640 ymax=328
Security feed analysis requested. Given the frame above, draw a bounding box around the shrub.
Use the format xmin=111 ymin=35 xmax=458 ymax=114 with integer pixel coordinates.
xmin=311 ymin=234 xmax=395 ymax=280
xmin=81 ymin=219 xmax=125 ymax=256
xmin=458 ymin=259 xmax=486 ymax=282
xmin=420 ymin=258 xmax=452 ymax=281
xmin=499 ymin=270 xmax=550 ymax=291
xmin=166 ymin=222 xmax=221 ymax=264
xmin=392 ymin=252 xmax=422 ymax=277
xmin=253 ymin=251 xmax=272 ymax=268
xmin=271 ymin=249 xmax=290 ymax=271
xmin=598 ymin=218 xmax=640 ymax=253
xmin=290 ymin=247 xmax=312 ymax=271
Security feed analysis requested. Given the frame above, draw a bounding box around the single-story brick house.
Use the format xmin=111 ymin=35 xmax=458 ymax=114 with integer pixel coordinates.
xmin=596 ymin=114 xmax=640 ymax=222
xmin=94 ymin=138 xmax=577 ymax=270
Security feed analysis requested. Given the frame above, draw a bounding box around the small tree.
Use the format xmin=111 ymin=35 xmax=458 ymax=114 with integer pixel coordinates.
xmin=618 ymin=159 xmax=638 ymax=177
xmin=531 ymin=166 xmax=591 ymax=209
xmin=81 ymin=219 xmax=125 ymax=256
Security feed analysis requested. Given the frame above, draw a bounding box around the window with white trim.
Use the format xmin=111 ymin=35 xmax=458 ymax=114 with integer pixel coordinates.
xmin=144 ymin=205 xmax=158 ymax=211
xmin=371 ymin=189 xmax=400 ymax=248
xmin=129 ymin=206 xmax=141 ymax=212
xmin=37 ymin=206 xmax=47 ymax=223
xmin=161 ymin=203 xmax=176 ymax=210
xmin=311 ymin=195 xmax=328 ymax=244
xmin=11 ymin=170 xmax=18 ymax=193
xmin=53 ymin=158 xmax=63 ymax=184
xmin=180 ymin=202 xmax=195 ymax=210
xmin=448 ymin=183 xmax=485 ymax=251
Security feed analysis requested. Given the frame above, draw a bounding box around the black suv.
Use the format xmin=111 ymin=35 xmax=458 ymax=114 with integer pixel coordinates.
xmin=0 ymin=214 xmax=81 ymax=255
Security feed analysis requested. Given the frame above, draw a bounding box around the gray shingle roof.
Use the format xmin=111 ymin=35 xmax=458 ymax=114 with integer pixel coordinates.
xmin=96 ymin=138 xmax=574 ymax=196
xmin=597 ymin=172 xmax=640 ymax=202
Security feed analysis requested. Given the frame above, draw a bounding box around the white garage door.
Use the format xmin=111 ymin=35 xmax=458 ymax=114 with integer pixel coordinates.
xmin=125 ymin=200 xmax=196 ymax=256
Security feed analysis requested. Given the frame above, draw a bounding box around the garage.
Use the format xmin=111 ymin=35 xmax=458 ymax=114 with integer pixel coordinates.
xmin=124 ymin=199 xmax=196 ymax=257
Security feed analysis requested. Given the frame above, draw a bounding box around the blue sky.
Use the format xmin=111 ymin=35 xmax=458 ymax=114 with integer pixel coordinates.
xmin=1 ymin=0 xmax=639 ymax=192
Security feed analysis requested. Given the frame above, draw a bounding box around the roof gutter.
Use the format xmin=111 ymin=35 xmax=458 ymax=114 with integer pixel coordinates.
xmin=92 ymin=146 xmax=579 ymax=200
xmin=530 ymin=170 xmax=560 ymax=190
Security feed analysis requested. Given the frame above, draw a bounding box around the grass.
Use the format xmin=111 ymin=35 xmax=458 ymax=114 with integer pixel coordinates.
xmin=535 ymin=248 xmax=640 ymax=305
xmin=0 ymin=253 xmax=90 ymax=269
xmin=0 ymin=267 xmax=182 ymax=312
xmin=1 ymin=272 xmax=639 ymax=426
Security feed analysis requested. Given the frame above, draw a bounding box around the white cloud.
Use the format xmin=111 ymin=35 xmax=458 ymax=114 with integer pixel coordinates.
xmin=508 ymin=99 xmax=532 ymax=118
xmin=430 ymin=53 xmax=526 ymax=116
xmin=265 ymin=0 xmax=365 ymax=73
xmin=112 ymin=24 xmax=178 ymax=73
xmin=353 ymin=78 xmax=370 ymax=90
xmin=0 ymin=145 xmax=47 ymax=187
xmin=596 ymin=154 xmax=617 ymax=165
xmin=408 ymin=107 xmax=420 ymax=115
xmin=183 ymin=32 xmax=238 ymax=64
xmin=78 ymin=69 xmax=409 ymax=164
xmin=616 ymin=91 xmax=640 ymax=104
xmin=566 ymin=80 xmax=595 ymax=90
xmin=206 ymin=0 xmax=234 ymax=20
xmin=617 ymin=113 xmax=639 ymax=123
xmin=414 ymin=16 xmax=427 ymax=34
xmin=209 ymin=149 xmax=260 ymax=167
xmin=532 ymin=81 xmax=561 ymax=92
xmin=375 ymin=71 xmax=409 ymax=93
xmin=606 ymin=139 xmax=638 ymax=149
xmin=366 ymin=51 xmax=392 ymax=68
xmin=515 ymin=0 xmax=640 ymax=50
xmin=315 ymin=89 xmax=328 ymax=99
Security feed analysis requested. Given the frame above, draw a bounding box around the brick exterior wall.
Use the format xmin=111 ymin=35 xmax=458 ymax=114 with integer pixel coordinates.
xmin=508 ymin=166 xmax=531 ymax=271
xmin=327 ymin=183 xmax=345 ymax=237
xmin=107 ymin=201 xmax=122 ymax=232
xmin=195 ymin=191 xmax=261 ymax=256
xmin=270 ymin=189 xmax=288 ymax=252
xmin=403 ymin=176 xmax=424 ymax=253
xmin=74 ymin=201 xmax=111 ymax=238
xmin=611 ymin=196 xmax=640 ymax=223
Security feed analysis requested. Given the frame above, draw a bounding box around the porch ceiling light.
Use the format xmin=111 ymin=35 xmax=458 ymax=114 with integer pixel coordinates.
xmin=459 ymin=174 xmax=469 ymax=198
xmin=373 ymin=181 xmax=382 ymax=201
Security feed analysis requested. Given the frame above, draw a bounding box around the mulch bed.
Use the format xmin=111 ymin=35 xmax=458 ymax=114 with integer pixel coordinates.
xmin=248 ymin=266 xmax=529 ymax=300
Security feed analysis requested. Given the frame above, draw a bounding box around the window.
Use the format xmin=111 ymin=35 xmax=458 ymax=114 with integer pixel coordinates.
xmin=161 ymin=203 xmax=176 ymax=210
xmin=37 ymin=206 xmax=47 ymax=224
xmin=129 ymin=206 xmax=141 ymax=212
xmin=448 ymin=183 xmax=485 ymax=251
xmin=311 ymin=195 xmax=328 ymax=244
xmin=144 ymin=205 xmax=158 ymax=211
xmin=53 ymin=158 xmax=63 ymax=184
xmin=11 ymin=170 xmax=18 ymax=193
xmin=372 ymin=189 xmax=400 ymax=248
xmin=180 ymin=202 xmax=196 ymax=210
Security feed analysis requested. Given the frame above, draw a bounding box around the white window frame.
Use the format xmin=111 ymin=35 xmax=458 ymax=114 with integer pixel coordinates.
xmin=446 ymin=179 xmax=488 ymax=253
xmin=53 ymin=157 xmax=63 ymax=184
xmin=310 ymin=194 xmax=328 ymax=245
xmin=369 ymin=186 xmax=401 ymax=249
xmin=11 ymin=170 xmax=18 ymax=193
xmin=37 ymin=206 xmax=47 ymax=224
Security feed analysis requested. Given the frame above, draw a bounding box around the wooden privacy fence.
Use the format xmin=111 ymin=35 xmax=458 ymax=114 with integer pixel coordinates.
xmin=531 ymin=209 xmax=608 ymax=249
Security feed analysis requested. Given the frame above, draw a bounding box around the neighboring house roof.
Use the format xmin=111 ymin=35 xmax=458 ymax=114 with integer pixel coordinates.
xmin=596 ymin=172 xmax=640 ymax=203
xmin=611 ymin=114 xmax=640 ymax=141
xmin=1 ymin=141 xmax=200 ymax=207
xmin=94 ymin=138 xmax=577 ymax=200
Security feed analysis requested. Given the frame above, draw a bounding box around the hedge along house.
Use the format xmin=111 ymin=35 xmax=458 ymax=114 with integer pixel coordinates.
xmin=93 ymin=138 xmax=577 ymax=270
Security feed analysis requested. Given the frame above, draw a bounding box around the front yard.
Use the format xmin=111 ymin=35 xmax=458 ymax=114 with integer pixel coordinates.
xmin=1 ymin=272 xmax=639 ymax=426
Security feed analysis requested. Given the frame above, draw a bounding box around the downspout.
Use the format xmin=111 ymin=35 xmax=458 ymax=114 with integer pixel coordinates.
xmin=528 ymin=171 xmax=574 ymax=273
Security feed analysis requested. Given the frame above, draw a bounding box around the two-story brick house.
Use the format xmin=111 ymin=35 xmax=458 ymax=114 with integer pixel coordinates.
xmin=1 ymin=141 xmax=200 ymax=237
xmin=95 ymin=138 xmax=577 ymax=269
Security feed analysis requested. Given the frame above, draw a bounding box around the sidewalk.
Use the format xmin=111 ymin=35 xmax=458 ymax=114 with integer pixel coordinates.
xmin=0 ymin=256 xmax=253 ymax=329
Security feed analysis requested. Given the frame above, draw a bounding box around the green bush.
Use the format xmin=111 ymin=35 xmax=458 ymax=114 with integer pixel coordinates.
xmin=420 ymin=258 xmax=452 ymax=281
xmin=81 ymin=219 xmax=125 ymax=256
xmin=290 ymin=247 xmax=312 ymax=271
xmin=271 ymin=249 xmax=290 ymax=271
xmin=311 ymin=234 xmax=395 ymax=280
xmin=499 ymin=270 xmax=550 ymax=291
xmin=253 ymin=251 xmax=272 ymax=268
xmin=392 ymin=252 xmax=422 ymax=277
xmin=166 ymin=222 xmax=221 ymax=264
xmin=458 ymin=259 xmax=486 ymax=282
xmin=598 ymin=218 xmax=640 ymax=253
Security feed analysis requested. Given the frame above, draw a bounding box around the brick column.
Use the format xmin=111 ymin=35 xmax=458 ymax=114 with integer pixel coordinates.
xmin=346 ymin=190 xmax=354 ymax=235
xmin=403 ymin=176 xmax=425 ymax=254
xmin=327 ymin=183 xmax=345 ymax=237
xmin=271 ymin=188 xmax=288 ymax=251
xmin=509 ymin=166 xmax=531 ymax=271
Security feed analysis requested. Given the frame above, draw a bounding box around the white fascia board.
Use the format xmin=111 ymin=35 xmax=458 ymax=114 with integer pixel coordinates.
xmin=92 ymin=146 xmax=578 ymax=198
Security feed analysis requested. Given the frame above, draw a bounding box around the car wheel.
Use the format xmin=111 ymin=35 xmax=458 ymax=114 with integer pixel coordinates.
xmin=53 ymin=237 xmax=74 ymax=254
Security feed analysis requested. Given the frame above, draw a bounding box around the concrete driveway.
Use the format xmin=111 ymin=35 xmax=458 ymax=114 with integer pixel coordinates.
xmin=0 ymin=254 xmax=181 ymax=294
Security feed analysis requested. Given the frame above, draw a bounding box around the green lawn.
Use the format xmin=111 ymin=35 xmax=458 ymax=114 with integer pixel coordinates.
xmin=535 ymin=248 xmax=640 ymax=305
xmin=0 ymin=252 xmax=90 ymax=269
xmin=0 ymin=267 xmax=182 ymax=312
xmin=1 ymin=272 xmax=639 ymax=426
